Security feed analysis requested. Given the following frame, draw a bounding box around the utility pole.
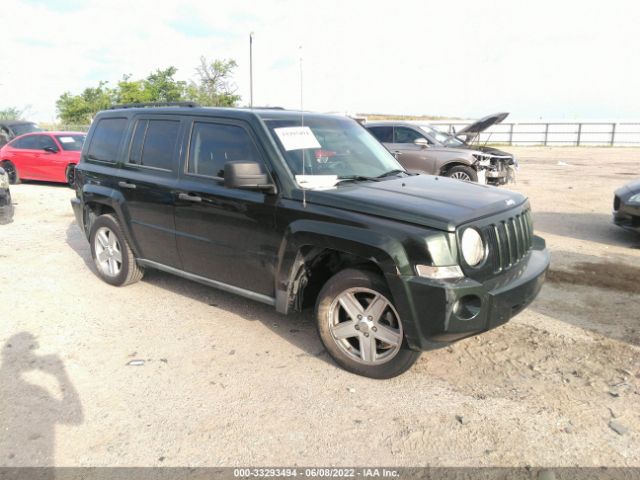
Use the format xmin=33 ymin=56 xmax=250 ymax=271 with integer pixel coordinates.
xmin=249 ymin=32 xmax=254 ymax=108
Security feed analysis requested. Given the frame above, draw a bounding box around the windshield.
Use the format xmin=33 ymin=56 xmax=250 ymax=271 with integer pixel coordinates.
xmin=55 ymin=134 xmax=86 ymax=151
xmin=264 ymin=116 xmax=404 ymax=181
xmin=11 ymin=123 xmax=42 ymax=137
xmin=417 ymin=124 xmax=465 ymax=147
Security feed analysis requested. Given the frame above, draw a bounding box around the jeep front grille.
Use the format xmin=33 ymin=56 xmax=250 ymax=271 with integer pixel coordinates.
xmin=484 ymin=210 xmax=533 ymax=273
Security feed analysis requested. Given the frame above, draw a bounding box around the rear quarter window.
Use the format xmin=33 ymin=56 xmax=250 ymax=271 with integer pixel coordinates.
xmin=87 ymin=118 xmax=127 ymax=162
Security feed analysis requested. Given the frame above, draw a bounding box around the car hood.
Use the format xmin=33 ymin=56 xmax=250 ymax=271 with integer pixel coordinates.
xmin=616 ymin=179 xmax=640 ymax=197
xmin=456 ymin=112 xmax=509 ymax=142
xmin=451 ymin=144 xmax=514 ymax=159
xmin=304 ymin=174 xmax=527 ymax=231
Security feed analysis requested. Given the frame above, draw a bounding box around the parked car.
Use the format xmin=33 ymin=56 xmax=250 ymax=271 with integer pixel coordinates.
xmin=0 ymin=120 xmax=43 ymax=147
xmin=365 ymin=113 xmax=516 ymax=185
xmin=71 ymin=104 xmax=549 ymax=378
xmin=613 ymin=179 xmax=640 ymax=233
xmin=0 ymin=131 xmax=86 ymax=186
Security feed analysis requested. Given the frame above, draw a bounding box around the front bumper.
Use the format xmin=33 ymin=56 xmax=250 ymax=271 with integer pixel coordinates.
xmin=388 ymin=243 xmax=550 ymax=350
xmin=613 ymin=195 xmax=640 ymax=233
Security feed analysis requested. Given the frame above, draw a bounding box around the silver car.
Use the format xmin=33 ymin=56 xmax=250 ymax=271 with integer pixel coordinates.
xmin=365 ymin=113 xmax=516 ymax=185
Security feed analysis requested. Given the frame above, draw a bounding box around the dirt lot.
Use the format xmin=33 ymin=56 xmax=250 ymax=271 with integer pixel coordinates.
xmin=1 ymin=147 xmax=639 ymax=467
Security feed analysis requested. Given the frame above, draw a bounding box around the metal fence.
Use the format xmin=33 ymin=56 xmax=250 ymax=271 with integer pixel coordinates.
xmin=428 ymin=121 xmax=640 ymax=146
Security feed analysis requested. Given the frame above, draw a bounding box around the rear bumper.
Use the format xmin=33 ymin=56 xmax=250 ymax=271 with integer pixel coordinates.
xmin=71 ymin=197 xmax=83 ymax=230
xmin=0 ymin=188 xmax=10 ymax=207
xmin=388 ymin=244 xmax=550 ymax=350
xmin=0 ymin=188 xmax=13 ymax=224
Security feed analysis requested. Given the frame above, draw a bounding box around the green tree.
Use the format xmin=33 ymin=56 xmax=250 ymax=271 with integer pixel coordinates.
xmin=55 ymin=58 xmax=241 ymax=123
xmin=145 ymin=67 xmax=187 ymax=102
xmin=56 ymin=81 xmax=114 ymax=124
xmin=115 ymin=74 xmax=152 ymax=104
xmin=0 ymin=107 xmax=25 ymax=121
xmin=187 ymin=57 xmax=241 ymax=107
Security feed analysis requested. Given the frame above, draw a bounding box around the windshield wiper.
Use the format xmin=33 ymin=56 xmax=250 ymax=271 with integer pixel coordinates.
xmin=336 ymin=175 xmax=381 ymax=184
xmin=376 ymin=169 xmax=407 ymax=178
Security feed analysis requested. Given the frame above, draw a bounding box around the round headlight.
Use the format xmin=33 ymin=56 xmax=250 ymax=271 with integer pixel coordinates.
xmin=628 ymin=193 xmax=640 ymax=205
xmin=461 ymin=228 xmax=485 ymax=267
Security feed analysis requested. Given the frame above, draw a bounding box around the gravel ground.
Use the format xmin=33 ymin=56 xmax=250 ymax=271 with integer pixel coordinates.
xmin=0 ymin=147 xmax=639 ymax=467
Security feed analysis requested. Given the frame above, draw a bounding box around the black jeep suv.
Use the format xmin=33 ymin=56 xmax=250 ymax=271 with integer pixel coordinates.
xmin=71 ymin=105 xmax=549 ymax=378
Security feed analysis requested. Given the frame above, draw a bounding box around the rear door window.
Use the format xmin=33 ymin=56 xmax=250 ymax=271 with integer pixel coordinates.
xmin=187 ymin=122 xmax=264 ymax=179
xmin=87 ymin=118 xmax=127 ymax=162
xmin=128 ymin=119 xmax=180 ymax=171
xmin=367 ymin=126 xmax=393 ymax=143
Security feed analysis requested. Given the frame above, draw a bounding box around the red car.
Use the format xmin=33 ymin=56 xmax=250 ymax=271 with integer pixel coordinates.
xmin=0 ymin=131 xmax=86 ymax=186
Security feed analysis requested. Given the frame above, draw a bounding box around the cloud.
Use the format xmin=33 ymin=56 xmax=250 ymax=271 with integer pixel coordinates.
xmin=1 ymin=0 xmax=640 ymax=122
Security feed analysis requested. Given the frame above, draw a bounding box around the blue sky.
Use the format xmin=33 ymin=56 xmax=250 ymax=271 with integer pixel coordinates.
xmin=1 ymin=0 xmax=639 ymax=122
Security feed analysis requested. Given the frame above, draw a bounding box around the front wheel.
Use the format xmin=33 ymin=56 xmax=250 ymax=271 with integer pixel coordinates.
xmin=315 ymin=268 xmax=421 ymax=379
xmin=445 ymin=165 xmax=477 ymax=182
xmin=89 ymin=214 xmax=144 ymax=286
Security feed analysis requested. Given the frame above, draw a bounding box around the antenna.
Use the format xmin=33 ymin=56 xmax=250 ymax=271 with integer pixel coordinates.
xmin=299 ymin=45 xmax=306 ymax=208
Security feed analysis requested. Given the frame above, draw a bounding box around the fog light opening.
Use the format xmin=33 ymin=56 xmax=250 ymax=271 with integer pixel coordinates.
xmin=454 ymin=295 xmax=482 ymax=321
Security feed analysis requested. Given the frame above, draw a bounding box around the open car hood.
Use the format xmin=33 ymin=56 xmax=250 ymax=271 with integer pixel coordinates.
xmin=456 ymin=112 xmax=509 ymax=143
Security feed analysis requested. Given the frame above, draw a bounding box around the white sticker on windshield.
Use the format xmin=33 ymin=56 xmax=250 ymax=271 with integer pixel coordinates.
xmin=295 ymin=175 xmax=339 ymax=190
xmin=274 ymin=126 xmax=321 ymax=151
xmin=58 ymin=136 xmax=76 ymax=143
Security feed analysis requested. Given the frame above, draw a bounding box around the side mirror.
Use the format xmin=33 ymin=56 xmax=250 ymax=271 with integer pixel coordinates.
xmin=413 ymin=138 xmax=429 ymax=149
xmin=224 ymin=161 xmax=275 ymax=193
xmin=43 ymin=146 xmax=58 ymax=154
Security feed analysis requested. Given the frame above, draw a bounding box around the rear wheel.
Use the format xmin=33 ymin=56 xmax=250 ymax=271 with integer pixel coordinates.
xmin=315 ymin=268 xmax=421 ymax=378
xmin=445 ymin=165 xmax=477 ymax=182
xmin=2 ymin=161 xmax=19 ymax=184
xmin=89 ymin=214 xmax=144 ymax=286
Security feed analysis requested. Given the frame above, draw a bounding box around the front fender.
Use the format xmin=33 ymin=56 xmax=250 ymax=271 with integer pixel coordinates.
xmin=274 ymin=219 xmax=412 ymax=314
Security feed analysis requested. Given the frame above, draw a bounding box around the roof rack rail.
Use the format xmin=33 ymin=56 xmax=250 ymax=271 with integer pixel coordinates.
xmin=243 ymin=106 xmax=286 ymax=110
xmin=108 ymin=101 xmax=200 ymax=110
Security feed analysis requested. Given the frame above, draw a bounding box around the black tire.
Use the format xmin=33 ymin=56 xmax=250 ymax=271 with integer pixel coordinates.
xmin=2 ymin=161 xmax=19 ymax=184
xmin=65 ymin=164 xmax=75 ymax=188
xmin=89 ymin=214 xmax=144 ymax=286
xmin=445 ymin=165 xmax=478 ymax=182
xmin=315 ymin=268 xmax=421 ymax=379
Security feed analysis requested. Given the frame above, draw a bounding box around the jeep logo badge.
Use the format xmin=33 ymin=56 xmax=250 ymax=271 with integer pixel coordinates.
xmin=505 ymin=199 xmax=515 ymax=206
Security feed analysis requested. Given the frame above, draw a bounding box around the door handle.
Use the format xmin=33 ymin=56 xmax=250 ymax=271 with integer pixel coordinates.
xmin=393 ymin=151 xmax=403 ymax=156
xmin=178 ymin=192 xmax=202 ymax=203
xmin=118 ymin=181 xmax=137 ymax=189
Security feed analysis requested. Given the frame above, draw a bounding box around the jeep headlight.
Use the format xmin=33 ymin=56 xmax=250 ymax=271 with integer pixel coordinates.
xmin=628 ymin=193 xmax=640 ymax=205
xmin=461 ymin=228 xmax=485 ymax=267
xmin=0 ymin=173 xmax=8 ymax=189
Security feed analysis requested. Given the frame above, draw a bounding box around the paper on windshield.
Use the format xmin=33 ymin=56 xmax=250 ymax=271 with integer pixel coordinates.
xmin=274 ymin=126 xmax=321 ymax=151
xmin=58 ymin=136 xmax=76 ymax=143
xmin=295 ymin=175 xmax=339 ymax=190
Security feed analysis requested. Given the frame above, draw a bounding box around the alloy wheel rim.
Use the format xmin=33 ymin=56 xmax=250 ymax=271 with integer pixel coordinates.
xmin=328 ymin=287 xmax=403 ymax=365
xmin=451 ymin=171 xmax=471 ymax=181
xmin=94 ymin=227 xmax=123 ymax=277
